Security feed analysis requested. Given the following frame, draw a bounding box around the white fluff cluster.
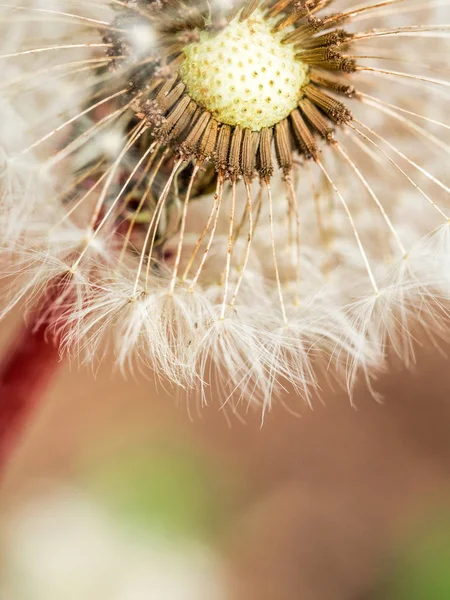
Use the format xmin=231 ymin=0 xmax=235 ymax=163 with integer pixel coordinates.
xmin=1 ymin=0 xmax=450 ymax=412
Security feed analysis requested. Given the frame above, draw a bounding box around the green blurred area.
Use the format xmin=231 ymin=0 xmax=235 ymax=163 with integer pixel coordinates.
xmin=83 ymin=444 xmax=232 ymax=541
xmin=386 ymin=516 xmax=450 ymax=600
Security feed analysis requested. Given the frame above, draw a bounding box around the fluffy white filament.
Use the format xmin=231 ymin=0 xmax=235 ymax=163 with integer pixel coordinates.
xmin=1 ymin=0 xmax=450 ymax=412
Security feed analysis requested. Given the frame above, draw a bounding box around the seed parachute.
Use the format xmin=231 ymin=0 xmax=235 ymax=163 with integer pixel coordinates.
xmin=1 ymin=0 xmax=450 ymax=413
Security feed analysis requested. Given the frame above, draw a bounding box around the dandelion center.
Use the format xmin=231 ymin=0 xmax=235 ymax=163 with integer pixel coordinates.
xmin=179 ymin=9 xmax=309 ymax=131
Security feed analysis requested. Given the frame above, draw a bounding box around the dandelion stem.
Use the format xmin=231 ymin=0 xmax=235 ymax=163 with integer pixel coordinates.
xmin=0 ymin=314 xmax=61 ymax=475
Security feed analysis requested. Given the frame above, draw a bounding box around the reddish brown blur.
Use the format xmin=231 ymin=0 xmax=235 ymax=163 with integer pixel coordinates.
xmin=0 ymin=312 xmax=449 ymax=600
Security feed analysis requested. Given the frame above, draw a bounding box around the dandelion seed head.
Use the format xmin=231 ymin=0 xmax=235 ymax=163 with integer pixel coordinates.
xmin=1 ymin=0 xmax=450 ymax=409
xmin=179 ymin=8 xmax=309 ymax=130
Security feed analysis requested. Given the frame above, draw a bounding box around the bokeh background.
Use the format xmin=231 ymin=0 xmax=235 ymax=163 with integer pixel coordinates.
xmin=1 ymin=312 xmax=450 ymax=599
xmin=1 ymin=0 xmax=450 ymax=596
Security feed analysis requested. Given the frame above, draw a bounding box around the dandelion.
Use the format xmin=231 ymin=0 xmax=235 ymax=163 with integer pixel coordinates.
xmin=1 ymin=0 xmax=450 ymax=450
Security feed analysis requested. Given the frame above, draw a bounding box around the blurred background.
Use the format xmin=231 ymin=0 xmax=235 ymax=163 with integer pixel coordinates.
xmin=1 ymin=313 xmax=450 ymax=600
